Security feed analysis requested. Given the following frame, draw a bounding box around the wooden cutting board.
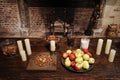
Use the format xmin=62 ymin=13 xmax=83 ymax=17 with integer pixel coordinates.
xmin=27 ymin=52 xmax=57 ymax=71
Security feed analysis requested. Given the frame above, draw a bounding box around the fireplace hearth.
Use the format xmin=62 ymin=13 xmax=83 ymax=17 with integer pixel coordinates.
xmin=0 ymin=0 xmax=103 ymax=38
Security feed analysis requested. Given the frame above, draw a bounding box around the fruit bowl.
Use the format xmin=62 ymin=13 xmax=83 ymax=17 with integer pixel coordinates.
xmin=61 ymin=57 xmax=94 ymax=73
xmin=61 ymin=49 xmax=95 ymax=73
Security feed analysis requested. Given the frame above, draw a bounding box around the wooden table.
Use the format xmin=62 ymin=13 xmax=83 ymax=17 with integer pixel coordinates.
xmin=0 ymin=38 xmax=120 ymax=80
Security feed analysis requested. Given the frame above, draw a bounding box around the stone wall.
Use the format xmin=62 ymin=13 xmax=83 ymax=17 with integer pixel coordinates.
xmin=102 ymin=0 xmax=120 ymax=37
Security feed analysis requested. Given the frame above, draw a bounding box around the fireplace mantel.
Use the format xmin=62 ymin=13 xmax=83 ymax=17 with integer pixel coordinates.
xmin=26 ymin=0 xmax=100 ymax=8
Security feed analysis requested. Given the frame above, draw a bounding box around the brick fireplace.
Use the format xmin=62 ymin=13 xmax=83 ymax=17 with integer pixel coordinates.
xmin=0 ymin=0 xmax=102 ymax=38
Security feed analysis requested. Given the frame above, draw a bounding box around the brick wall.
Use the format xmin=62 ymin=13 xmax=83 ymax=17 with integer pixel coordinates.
xmin=0 ymin=0 xmax=99 ymax=38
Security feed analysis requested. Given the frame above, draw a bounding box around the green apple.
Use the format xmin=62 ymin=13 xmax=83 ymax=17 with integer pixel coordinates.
xmin=76 ymin=49 xmax=82 ymax=54
xmin=65 ymin=57 xmax=71 ymax=67
xmin=82 ymin=61 xmax=89 ymax=69
xmin=75 ymin=52 xmax=82 ymax=58
xmin=83 ymin=54 xmax=90 ymax=61
xmin=66 ymin=50 xmax=72 ymax=54
xmin=75 ymin=57 xmax=83 ymax=64
xmin=88 ymin=58 xmax=95 ymax=64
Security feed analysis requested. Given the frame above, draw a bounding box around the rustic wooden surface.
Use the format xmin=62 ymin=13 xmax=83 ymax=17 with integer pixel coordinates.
xmin=0 ymin=38 xmax=120 ymax=80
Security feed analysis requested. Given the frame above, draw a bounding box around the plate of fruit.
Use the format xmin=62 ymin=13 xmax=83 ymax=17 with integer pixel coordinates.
xmin=61 ymin=49 xmax=95 ymax=72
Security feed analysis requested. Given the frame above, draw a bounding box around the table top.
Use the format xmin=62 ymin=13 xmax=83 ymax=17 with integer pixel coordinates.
xmin=0 ymin=38 xmax=120 ymax=80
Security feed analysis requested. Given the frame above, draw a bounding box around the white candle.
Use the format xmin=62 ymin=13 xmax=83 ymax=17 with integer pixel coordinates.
xmin=105 ymin=39 xmax=112 ymax=54
xmin=17 ymin=40 xmax=24 ymax=52
xmin=50 ymin=46 xmax=56 ymax=52
xmin=108 ymin=49 xmax=116 ymax=62
xmin=81 ymin=38 xmax=90 ymax=49
xmin=20 ymin=50 xmax=27 ymax=61
xmin=24 ymin=39 xmax=32 ymax=55
xmin=50 ymin=40 xmax=56 ymax=51
xmin=50 ymin=40 xmax=55 ymax=46
xmin=96 ymin=39 xmax=103 ymax=55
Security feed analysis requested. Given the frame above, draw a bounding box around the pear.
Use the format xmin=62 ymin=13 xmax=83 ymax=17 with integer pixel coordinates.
xmin=82 ymin=61 xmax=89 ymax=69
xmin=65 ymin=57 xmax=70 ymax=62
xmin=65 ymin=58 xmax=71 ymax=67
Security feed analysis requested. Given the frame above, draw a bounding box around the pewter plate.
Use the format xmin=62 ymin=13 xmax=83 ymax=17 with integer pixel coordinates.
xmin=61 ymin=57 xmax=94 ymax=73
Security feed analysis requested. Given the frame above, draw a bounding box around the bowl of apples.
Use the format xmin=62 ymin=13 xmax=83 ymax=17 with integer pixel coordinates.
xmin=61 ymin=49 xmax=95 ymax=72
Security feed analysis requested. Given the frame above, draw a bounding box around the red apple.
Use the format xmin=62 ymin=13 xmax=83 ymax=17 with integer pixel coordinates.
xmin=69 ymin=53 xmax=76 ymax=61
xmin=71 ymin=61 xmax=76 ymax=67
xmin=86 ymin=52 xmax=92 ymax=57
xmin=74 ymin=63 xmax=82 ymax=71
xmin=62 ymin=52 xmax=69 ymax=58
xmin=82 ymin=49 xmax=89 ymax=53
xmin=72 ymin=50 xmax=76 ymax=54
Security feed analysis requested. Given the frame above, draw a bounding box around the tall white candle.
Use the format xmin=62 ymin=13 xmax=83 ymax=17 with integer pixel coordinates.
xmin=108 ymin=49 xmax=116 ymax=62
xmin=50 ymin=40 xmax=56 ymax=51
xmin=96 ymin=39 xmax=103 ymax=55
xmin=81 ymin=38 xmax=90 ymax=49
xmin=50 ymin=46 xmax=56 ymax=52
xmin=105 ymin=39 xmax=112 ymax=54
xmin=50 ymin=40 xmax=55 ymax=46
xmin=24 ymin=39 xmax=32 ymax=56
xmin=20 ymin=50 xmax=27 ymax=61
xmin=17 ymin=40 xmax=24 ymax=52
